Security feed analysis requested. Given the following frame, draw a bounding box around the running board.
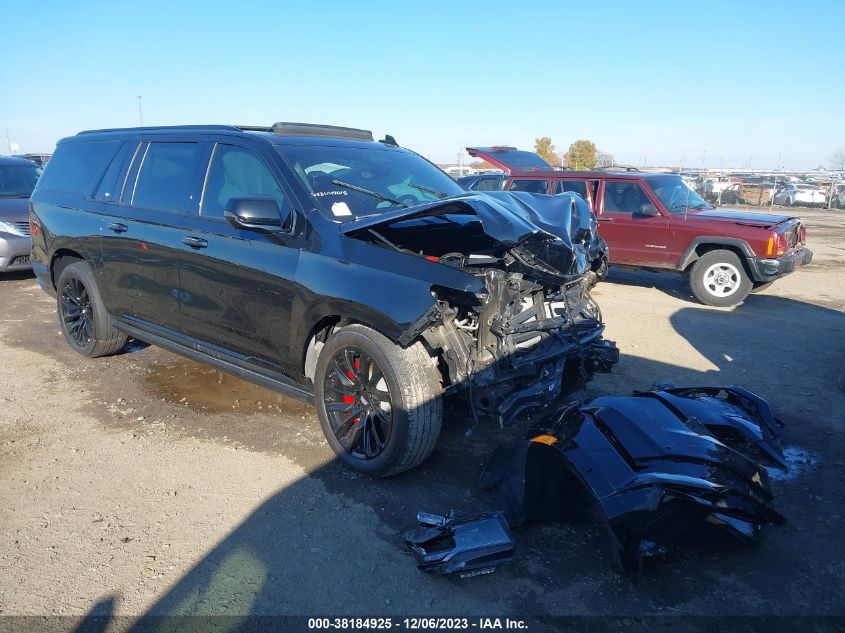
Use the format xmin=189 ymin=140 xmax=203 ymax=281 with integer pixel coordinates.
xmin=115 ymin=318 xmax=314 ymax=405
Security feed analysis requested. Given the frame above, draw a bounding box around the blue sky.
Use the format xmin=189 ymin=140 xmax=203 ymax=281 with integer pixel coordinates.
xmin=2 ymin=0 xmax=843 ymax=169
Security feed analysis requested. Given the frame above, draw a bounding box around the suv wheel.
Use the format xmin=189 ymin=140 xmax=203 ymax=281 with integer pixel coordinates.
xmin=57 ymin=261 xmax=128 ymax=357
xmin=689 ymin=250 xmax=752 ymax=307
xmin=313 ymin=324 xmax=442 ymax=477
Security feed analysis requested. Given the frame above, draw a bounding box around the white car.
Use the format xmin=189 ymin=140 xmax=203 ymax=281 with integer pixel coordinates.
xmin=773 ymin=184 xmax=827 ymax=207
xmin=703 ymin=178 xmax=735 ymax=200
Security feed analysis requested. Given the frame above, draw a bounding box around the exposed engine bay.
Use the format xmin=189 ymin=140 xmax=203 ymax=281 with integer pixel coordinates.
xmin=342 ymin=191 xmax=618 ymax=426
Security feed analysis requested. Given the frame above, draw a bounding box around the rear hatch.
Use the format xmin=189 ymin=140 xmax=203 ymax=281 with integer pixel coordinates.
xmin=466 ymin=147 xmax=552 ymax=173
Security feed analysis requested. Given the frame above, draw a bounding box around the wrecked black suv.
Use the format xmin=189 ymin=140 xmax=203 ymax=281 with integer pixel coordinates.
xmin=30 ymin=123 xmax=616 ymax=476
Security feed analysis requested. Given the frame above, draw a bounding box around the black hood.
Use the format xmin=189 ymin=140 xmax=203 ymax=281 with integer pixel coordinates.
xmin=340 ymin=191 xmax=602 ymax=281
xmin=0 ymin=197 xmax=30 ymax=223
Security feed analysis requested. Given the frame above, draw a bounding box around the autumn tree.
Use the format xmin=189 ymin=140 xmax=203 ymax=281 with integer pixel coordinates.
xmin=534 ymin=137 xmax=558 ymax=165
xmin=563 ymin=140 xmax=598 ymax=170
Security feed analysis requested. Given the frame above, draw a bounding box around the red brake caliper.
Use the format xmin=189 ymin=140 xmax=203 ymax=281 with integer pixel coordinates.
xmin=342 ymin=359 xmax=361 ymax=423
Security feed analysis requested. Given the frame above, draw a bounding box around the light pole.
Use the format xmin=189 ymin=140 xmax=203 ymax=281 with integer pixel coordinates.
xmin=137 ymin=96 xmax=144 ymax=126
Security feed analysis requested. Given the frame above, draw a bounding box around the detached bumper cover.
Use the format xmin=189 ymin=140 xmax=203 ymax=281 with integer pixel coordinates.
xmin=482 ymin=385 xmax=787 ymax=573
xmin=748 ymin=247 xmax=812 ymax=282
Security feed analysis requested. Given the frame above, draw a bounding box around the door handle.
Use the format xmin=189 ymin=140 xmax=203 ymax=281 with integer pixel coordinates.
xmin=182 ymin=236 xmax=208 ymax=249
xmin=107 ymin=222 xmax=128 ymax=233
xmin=597 ymin=217 xmax=613 ymax=222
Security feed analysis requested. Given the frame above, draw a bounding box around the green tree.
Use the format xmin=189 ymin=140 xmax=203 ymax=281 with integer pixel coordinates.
xmin=534 ymin=137 xmax=558 ymax=165
xmin=564 ymin=140 xmax=598 ymax=170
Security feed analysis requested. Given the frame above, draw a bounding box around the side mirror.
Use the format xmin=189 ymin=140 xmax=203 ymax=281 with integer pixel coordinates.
xmin=637 ymin=203 xmax=659 ymax=216
xmin=224 ymin=195 xmax=287 ymax=230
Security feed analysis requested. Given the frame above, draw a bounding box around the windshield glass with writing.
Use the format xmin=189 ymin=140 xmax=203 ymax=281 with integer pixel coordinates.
xmin=649 ymin=175 xmax=711 ymax=212
xmin=0 ymin=163 xmax=42 ymax=197
xmin=276 ymin=145 xmax=464 ymax=220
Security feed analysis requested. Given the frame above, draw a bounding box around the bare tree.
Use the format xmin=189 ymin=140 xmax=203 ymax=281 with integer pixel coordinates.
xmin=595 ymin=151 xmax=615 ymax=168
xmin=830 ymin=149 xmax=845 ymax=171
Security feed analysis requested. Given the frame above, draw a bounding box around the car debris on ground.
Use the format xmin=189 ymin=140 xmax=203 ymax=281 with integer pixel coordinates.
xmin=404 ymin=510 xmax=515 ymax=578
xmin=408 ymin=385 xmax=790 ymax=576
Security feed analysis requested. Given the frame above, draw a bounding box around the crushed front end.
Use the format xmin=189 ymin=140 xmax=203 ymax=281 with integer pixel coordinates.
xmin=345 ymin=191 xmax=618 ymax=428
xmin=421 ymin=269 xmax=618 ymax=427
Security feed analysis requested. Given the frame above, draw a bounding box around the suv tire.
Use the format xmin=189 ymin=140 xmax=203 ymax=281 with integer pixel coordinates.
xmin=689 ymin=249 xmax=752 ymax=307
xmin=57 ymin=261 xmax=128 ymax=357
xmin=313 ymin=324 xmax=442 ymax=477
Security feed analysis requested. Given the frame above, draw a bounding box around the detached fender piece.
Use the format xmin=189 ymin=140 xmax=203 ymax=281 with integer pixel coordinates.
xmin=481 ymin=386 xmax=787 ymax=573
xmin=404 ymin=510 xmax=515 ymax=578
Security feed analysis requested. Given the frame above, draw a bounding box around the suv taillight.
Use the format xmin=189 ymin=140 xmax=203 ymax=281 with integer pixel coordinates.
xmin=799 ymin=225 xmax=806 ymax=244
xmin=767 ymin=231 xmax=787 ymax=256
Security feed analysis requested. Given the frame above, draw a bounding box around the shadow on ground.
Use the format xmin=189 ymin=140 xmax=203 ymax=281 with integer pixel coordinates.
xmin=64 ymin=292 xmax=845 ymax=628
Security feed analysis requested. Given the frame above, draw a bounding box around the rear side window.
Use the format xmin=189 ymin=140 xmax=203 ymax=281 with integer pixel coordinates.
xmin=132 ymin=142 xmax=202 ymax=212
xmin=552 ymin=179 xmax=588 ymax=197
xmin=38 ymin=140 xmax=120 ymax=195
xmin=509 ymin=179 xmax=548 ymax=194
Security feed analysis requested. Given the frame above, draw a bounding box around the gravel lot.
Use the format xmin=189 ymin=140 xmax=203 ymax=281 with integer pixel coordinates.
xmin=0 ymin=206 xmax=843 ymax=629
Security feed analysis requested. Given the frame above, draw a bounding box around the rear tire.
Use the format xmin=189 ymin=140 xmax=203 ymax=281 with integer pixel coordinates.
xmin=689 ymin=249 xmax=752 ymax=307
xmin=56 ymin=261 xmax=128 ymax=357
xmin=313 ymin=324 xmax=442 ymax=477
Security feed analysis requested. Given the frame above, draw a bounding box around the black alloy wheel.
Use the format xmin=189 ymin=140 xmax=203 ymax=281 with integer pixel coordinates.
xmin=60 ymin=277 xmax=94 ymax=348
xmin=323 ymin=346 xmax=393 ymax=460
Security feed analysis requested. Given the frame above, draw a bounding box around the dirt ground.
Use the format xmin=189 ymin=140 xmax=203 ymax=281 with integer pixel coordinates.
xmin=0 ymin=206 xmax=843 ymax=630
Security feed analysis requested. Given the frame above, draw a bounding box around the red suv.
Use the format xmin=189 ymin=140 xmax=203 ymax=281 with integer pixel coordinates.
xmin=465 ymin=147 xmax=812 ymax=306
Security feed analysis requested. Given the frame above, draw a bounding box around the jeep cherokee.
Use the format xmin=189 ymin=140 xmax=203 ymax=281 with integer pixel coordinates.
xmin=466 ymin=146 xmax=813 ymax=307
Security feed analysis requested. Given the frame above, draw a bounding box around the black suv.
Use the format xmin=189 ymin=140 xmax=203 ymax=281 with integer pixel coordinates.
xmin=30 ymin=123 xmax=617 ymax=476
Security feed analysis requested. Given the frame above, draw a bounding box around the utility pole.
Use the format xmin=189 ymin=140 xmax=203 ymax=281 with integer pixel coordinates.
xmin=5 ymin=128 xmax=11 ymax=155
xmin=769 ymin=153 xmax=781 ymax=213
xmin=137 ymin=96 xmax=144 ymax=126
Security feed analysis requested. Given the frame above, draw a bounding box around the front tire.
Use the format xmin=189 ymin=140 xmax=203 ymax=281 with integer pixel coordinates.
xmin=314 ymin=324 xmax=442 ymax=477
xmin=689 ymin=250 xmax=752 ymax=307
xmin=57 ymin=261 xmax=128 ymax=357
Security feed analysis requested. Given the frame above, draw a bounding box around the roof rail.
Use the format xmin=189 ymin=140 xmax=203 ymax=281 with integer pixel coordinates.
xmin=77 ymin=124 xmax=242 ymax=135
xmin=270 ymin=122 xmax=373 ymax=141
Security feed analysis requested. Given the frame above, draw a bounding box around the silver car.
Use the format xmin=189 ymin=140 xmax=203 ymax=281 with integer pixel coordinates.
xmin=0 ymin=156 xmax=41 ymax=272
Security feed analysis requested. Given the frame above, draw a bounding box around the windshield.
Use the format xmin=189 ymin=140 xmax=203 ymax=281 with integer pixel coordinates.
xmin=0 ymin=163 xmax=42 ymax=197
xmin=648 ymin=175 xmax=711 ymax=212
xmin=275 ymin=144 xmax=464 ymax=220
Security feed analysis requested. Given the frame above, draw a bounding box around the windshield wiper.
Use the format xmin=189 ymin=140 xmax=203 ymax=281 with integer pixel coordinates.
xmin=331 ymin=179 xmax=407 ymax=208
xmin=407 ymin=182 xmax=448 ymax=199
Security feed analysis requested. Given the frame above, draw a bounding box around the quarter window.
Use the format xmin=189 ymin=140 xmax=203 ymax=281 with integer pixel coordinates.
xmin=38 ymin=140 xmax=120 ymax=196
xmin=476 ymin=176 xmax=502 ymax=192
xmin=132 ymin=142 xmax=202 ymax=212
xmin=201 ymin=145 xmax=287 ymax=219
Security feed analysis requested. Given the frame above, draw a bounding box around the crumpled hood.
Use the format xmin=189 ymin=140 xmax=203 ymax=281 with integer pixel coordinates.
xmin=340 ymin=191 xmax=601 ymax=280
xmin=691 ymin=208 xmax=795 ymax=228
xmin=0 ymin=197 xmax=31 ymax=223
